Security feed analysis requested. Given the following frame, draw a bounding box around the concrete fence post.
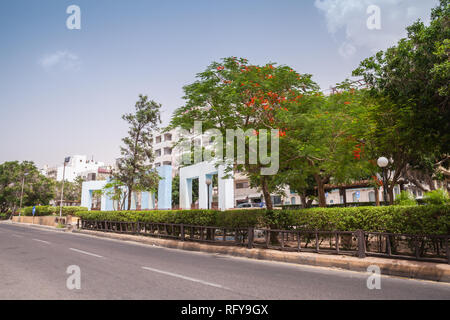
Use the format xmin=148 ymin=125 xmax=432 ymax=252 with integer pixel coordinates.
xmin=446 ymin=237 xmax=450 ymax=265
xmin=181 ymin=224 xmax=185 ymax=241
xmin=247 ymin=227 xmax=254 ymax=249
xmin=357 ymin=230 xmax=366 ymax=258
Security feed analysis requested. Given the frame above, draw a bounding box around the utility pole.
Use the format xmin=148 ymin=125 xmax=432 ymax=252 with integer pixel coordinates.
xmin=59 ymin=157 xmax=70 ymax=218
xmin=17 ymin=172 xmax=28 ymax=218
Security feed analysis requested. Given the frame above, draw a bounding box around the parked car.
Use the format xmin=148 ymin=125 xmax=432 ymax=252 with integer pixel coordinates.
xmin=235 ymin=202 xmax=266 ymax=208
xmin=236 ymin=203 xmax=252 ymax=208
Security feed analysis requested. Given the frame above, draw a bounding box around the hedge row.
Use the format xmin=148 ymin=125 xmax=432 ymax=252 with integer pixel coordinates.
xmin=75 ymin=205 xmax=450 ymax=235
xmin=21 ymin=206 xmax=88 ymax=217
xmin=281 ymin=201 xmax=389 ymax=210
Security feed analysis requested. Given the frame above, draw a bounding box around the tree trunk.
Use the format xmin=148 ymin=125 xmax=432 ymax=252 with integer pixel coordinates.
xmin=260 ymin=176 xmax=273 ymax=210
xmin=427 ymin=176 xmax=436 ymax=191
xmin=314 ymin=174 xmax=326 ymax=207
xmin=300 ymin=194 xmax=307 ymax=209
xmin=127 ymin=186 xmax=133 ymax=210
xmin=260 ymin=176 xmax=279 ymax=245
xmin=340 ymin=188 xmax=347 ymax=207
xmin=375 ymin=187 xmax=380 ymax=206
xmin=388 ymin=186 xmax=395 ymax=205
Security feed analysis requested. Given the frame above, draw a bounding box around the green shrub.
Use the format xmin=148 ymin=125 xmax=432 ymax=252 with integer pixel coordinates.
xmin=394 ymin=191 xmax=417 ymax=206
xmin=21 ymin=206 xmax=88 ymax=216
xmin=422 ymin=189 xmax=450 ymax=205
xmin=75 ymin=205 xmax=450 ymax=235
xmin=0 ymin=213 xmax=8 ymax=220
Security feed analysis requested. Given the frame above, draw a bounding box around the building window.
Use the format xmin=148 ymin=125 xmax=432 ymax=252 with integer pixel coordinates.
xmin=272 ymin=196 xmax=282 ymax=205
xmin=155 ymin=163 xmax=161 ymax=167
xmin=164 ymin=133 xmax=172 ymax=141
xmin=291 ymin=197 xmax=296 ymax=205
xmin=156 ymin=136 xmax=161 ymax=143
xmin=155 ymin=149 xmax=161 ymax=157
xmin=368 ymin=191 xmax=375 ymax=202
xmin=163 ymin=161 xmax=171 ymax=166
xmin=236 ymin=182 xmax=249 ymax=189
xmin=164 ymin=147 xmax=172 ymax=155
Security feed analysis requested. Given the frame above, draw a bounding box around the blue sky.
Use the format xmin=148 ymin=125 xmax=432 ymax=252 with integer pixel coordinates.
xmin=0 ymin=0 xmax=438 ymax=167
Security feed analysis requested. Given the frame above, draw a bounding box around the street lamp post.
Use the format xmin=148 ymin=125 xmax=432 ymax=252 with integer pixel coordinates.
xmin=17 ymin=172 xmax=29 ymax=218
xmin=59 ymin=157 xmax=70 ymax=218
xmin=377 ymin=157 xmax=389 ymax=205
xmin=206 ymin=178 xmax=212 ymax=210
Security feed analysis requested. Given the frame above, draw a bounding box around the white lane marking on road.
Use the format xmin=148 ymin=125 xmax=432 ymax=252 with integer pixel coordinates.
xmin=142 ymin=266 xmax=229 ymax=289
xmin=32 ymin=238 xmax=50 ymax=244
xmin=69 ymin=248 xmax=103 ymax=258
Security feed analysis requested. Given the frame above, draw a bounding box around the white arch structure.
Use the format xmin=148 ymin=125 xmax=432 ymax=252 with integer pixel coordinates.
xmin=179 ymin=161 xmax=234 ymax=211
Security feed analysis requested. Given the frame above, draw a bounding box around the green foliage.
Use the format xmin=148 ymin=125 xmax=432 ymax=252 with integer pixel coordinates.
xmin=54 ymin=177 xmax=84 ymax=202
xmin=21 ymin=206 xmax=87 ymax=216
xmin=281 ymin=86 xmax=376 ymax=206
xmin=115 ymin=94 xmax=161 ymax=209
xmin=0 ymin=212 xmax=8 ymax=220
xmin=76 ymin=209 xmax=220 ymax=226
xmin=353 ymin=0 xmax=450 ymax=155
xmin=96 ymin=179 xmax=128 ymax=211
xmin=0 ymin=161 xmax=55 ymax=213
xmin=394 ymin=191 xmax=418 ymax=206
xmin=422 ymin=189 xmax=450 ymax=205
xmin=76 ymin=205 xmax=449 ymax=235
xmin=169 ymin=57 xmax=320 ymax=209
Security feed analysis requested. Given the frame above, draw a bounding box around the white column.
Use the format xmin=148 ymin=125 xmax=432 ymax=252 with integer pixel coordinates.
xmin=198 ymin=174 xmax=207 ymax=209
xmin=179 ymin=176 xmax=193 ymax=209
xmin=218 ymin=166 xmax=234 ymax=210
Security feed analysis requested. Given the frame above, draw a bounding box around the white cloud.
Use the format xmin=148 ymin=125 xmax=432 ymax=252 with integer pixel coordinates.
xmin=39 ymin=51 xmax=81 ymax=71
xmin=314 ymin=0 xmax=438 ymax=58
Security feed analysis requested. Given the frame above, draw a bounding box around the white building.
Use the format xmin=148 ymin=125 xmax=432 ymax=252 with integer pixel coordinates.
xmin=152 ymin=129 xmax=183 ymax=175
xmin=46 ymin=155 xmax=106 ymax=182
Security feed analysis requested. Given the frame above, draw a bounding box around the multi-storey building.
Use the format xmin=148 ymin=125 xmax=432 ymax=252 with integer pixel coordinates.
xmin=44 ymin=155 xmax=108 ymax=182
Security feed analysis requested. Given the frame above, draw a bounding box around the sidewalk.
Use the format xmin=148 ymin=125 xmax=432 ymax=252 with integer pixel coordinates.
xmin=72 ymin=228 xmax=450 ymax=283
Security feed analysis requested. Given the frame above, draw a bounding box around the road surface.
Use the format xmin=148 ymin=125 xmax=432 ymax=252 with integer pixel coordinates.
xmin=0 ymin=222 xmax=449 ymax=300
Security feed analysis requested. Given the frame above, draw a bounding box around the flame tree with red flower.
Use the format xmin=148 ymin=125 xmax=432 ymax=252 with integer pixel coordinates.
xmin=170 ymin=57 xmax=319 ymax=211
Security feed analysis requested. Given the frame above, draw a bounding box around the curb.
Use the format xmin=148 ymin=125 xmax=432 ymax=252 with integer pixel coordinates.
xmin=73 ymin=229 xmax=450 ymax=283
xmin=0 ymin=220 xmax=69 ymax=232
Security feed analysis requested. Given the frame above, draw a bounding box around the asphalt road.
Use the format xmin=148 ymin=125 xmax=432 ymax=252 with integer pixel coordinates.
xmin=0 ymin=222 xmax=449 ymax=300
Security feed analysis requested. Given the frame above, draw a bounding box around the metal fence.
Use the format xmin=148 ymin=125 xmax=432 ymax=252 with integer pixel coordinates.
xmin=78 ymin=219 xmax=450 ymax=264
xmin=79 ymin=219 xmax=251 ymax=247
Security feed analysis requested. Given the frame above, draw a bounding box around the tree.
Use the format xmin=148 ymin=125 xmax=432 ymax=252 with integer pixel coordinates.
xmin=94 ymin=179 xmax=128 ymax=211
xmin=115 ymin=94 xmax=161 ymax=210
xmin=0 ymin=161 xmax=55 ymax=214
xmin=353 ymin=0 xmax=449 ymax=164
xmin=170 ymin=57 xmax=319 ymax=210
xmin=279 ymin=84 xmax=375 ymax=207
xmin=54 ymin=176 xmax=84 ymax=203
xmin=171 ymin=174 xmax=180 ymax=208
xmin=351 ymin=1 xmax=450 ymax=203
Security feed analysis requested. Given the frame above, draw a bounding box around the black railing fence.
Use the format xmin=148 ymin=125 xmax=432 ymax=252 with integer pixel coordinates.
xmin=78 ymin=219 xmax=450 ymax=264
